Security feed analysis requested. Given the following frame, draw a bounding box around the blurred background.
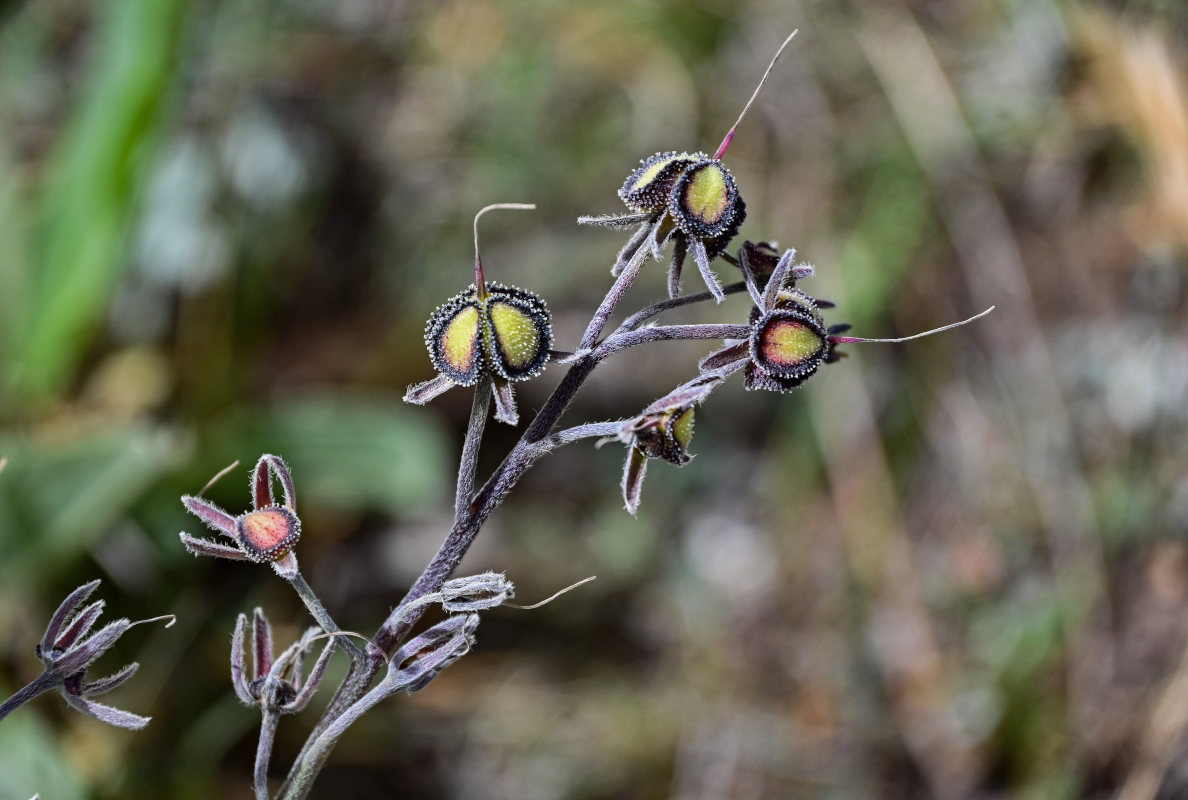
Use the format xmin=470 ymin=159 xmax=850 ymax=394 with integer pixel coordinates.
xmin=1 ymin=0 xmax=1186 ymax=797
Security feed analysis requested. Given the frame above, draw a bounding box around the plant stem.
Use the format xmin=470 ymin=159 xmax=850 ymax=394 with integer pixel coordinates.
xmin=455 ymin=376 xmax=492 ymax=520
xmin=0 ymin=671 xmax=60 ymax=723
xmin=255 ymin=709 xmax=280 ymax=800
xmin=595 ymin=324 xmax=752 ymax=358
xmin=578 ymin=238 xmax=648 ymax=349
xmin=618 ymin=282 xmax=747 ymax=332
xmin=287 ymin=572 xmax=363 ymax=666
xmin=281 ymin=249 xmax=750 ymax=798
xmin=284 ymin=676 xmax=396 ymax=799
xmin=545 ymin=420 xmax=626 ymax=448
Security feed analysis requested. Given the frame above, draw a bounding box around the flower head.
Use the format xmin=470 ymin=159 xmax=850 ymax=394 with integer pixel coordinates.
xmin=179 ymin=453 xmax=302 ymax=578
xmin=34 ymin=580 xmax=173 ymax=730
xmin=577 ymin=33 xmax=799 ymax=302
xmin=404 ymin=204 xmax=553 ymax=426
xmin=702 ymin=245 xmax=993 ymax=391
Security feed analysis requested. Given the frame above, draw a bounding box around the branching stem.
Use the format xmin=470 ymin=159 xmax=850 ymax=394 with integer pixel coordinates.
xmin=280 ymin=238 xmax=753 ymax=799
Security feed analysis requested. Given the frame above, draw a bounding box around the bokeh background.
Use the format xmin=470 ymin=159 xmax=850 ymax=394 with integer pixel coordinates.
xmin=1 ymin=0 xmax=1187 ymax=797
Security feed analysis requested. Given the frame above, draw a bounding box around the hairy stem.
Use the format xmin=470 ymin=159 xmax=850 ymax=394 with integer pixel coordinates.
xmin=284 ymin=677 xmax=396 ymax=799
xmin=545 ymin=421 xmax=626 ymax=448
xmin=618 ymin=282 xmax=748 ymax=332
xmin=281 ymin=245 xmax=748 ymax=798
xmin=0 ymin=671 xmax=60 ymax=723
xmin=455 ymin=377 xmax=492 ymax=520
xmin=287 ymin=572 xmax=363 ymax=666
xmin=578 ymin=239 xmax=648 ymax=350
xmin=255 ymin=709 xmax=281 ymax=800
xmin=595 ymin=324 xmax=752 ymax=358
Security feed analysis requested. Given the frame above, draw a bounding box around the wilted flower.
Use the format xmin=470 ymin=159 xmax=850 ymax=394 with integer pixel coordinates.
xmin=611 ymin=373 xmax=724 ymax=514
xmin=30 ymin=580 xmax=172 ymax=729
xmin=385 ymin=613 xmax=479 ymax=694
xmin=180 ymin=453 xmax=302 ymax=578
xmin=231 ymin=609 xmax=333 ymax=714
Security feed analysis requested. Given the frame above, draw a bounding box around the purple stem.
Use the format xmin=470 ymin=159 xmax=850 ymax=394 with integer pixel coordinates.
xmin=618 ymin=282 xmax=748 ymax=333
xmin=255 ymin=709 xmax=280 ymax=800
xmin=578 ymin=238 xmax=649 ymax=350
xmin=455 ymin=377 xmax=493 ymax=521
xmin=0 ymin=671 xmax=61 ymax=723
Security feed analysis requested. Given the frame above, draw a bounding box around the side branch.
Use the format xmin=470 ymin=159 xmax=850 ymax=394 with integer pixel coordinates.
xmin=617 ymin=282 xmax=748 ymax=333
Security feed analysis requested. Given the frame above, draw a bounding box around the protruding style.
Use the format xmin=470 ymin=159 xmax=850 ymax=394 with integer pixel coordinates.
xmin=700 ymin=245 xmax=995 ymax=392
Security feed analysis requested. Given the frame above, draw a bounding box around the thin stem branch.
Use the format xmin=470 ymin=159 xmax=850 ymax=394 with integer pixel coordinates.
xmin=578 ymin=238 xmax=649 ymax=350
xmin=544 ymin=421 xmax=625 ymax=448
xmin=617 ymin=282 xmax=748 ymax=333
xmin=287 ymin=572 xmax=364 ymax=666
xmin=455 ymin=377 xmax=492 ymax=520
xmin=0 ymin=671 xmax=60 ymax=723
xmin=595 ymin=324 xmax=752 ymax=359
xmin=285 ymin=678 xmax=395 ymax=798
xmin=255 ymin=709 xmax=281 ymax=800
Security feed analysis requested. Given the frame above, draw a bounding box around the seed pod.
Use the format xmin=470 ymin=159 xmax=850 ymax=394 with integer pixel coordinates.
xmin=481 ymin=283 xmax=552 ymax=381
xmin=619 ymin=151 xmax=701 ymax=212
xmin=633 ymin=406 xmax=696 ymax=466
xmin=749 ymin=306 xmax=829 ymax=386
xmin=669 ymin=159 xmax=742 ymax=240
xmin=426 ymin=294 xmax=485 ymax=385
xmin=236 ymin=505 xmax=302 ymax=563
xmin=426 ymin=283 xmax=552 ymax=386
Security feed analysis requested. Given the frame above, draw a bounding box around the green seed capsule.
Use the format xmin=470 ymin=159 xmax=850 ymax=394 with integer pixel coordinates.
xmin=633 ymin=406 xmax=696 ymax=466
xmin=749 ymin=307 xmax=828 ymax=385
xmin=425 ymin=282 xmax=552 ymax=386
xmin=481 ymin=284 xmax=553 ymax=381
xmin=426 ymin=294 xmax=485 ymax=385
xmin=619 ymin=151 xmax=701 ymax=213
xmin=669 ymin=160 xmax=742 ymax=239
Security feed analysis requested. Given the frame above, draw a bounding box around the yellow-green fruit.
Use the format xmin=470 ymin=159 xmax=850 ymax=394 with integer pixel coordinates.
xmin=426 ymin=283 xmax=553 ymax=384
xmin=619 ymin=151 xmax=699 ymax=212
xmin=751 ymin=308 xmax=827 ymax=382
xmin=426 ymin=295 xmax=485 ymax=385
xmin=671 ymin=407 xmax=695 ymax=453
xmin=670 ymin=159 xmax=741 ymax=239
xmin=481 ymin=284 xmax=553 ymax=381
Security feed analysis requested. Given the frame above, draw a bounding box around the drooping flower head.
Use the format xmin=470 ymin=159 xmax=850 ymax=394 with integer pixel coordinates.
xmin=612 ymin=372 xmax=727 ymax=514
